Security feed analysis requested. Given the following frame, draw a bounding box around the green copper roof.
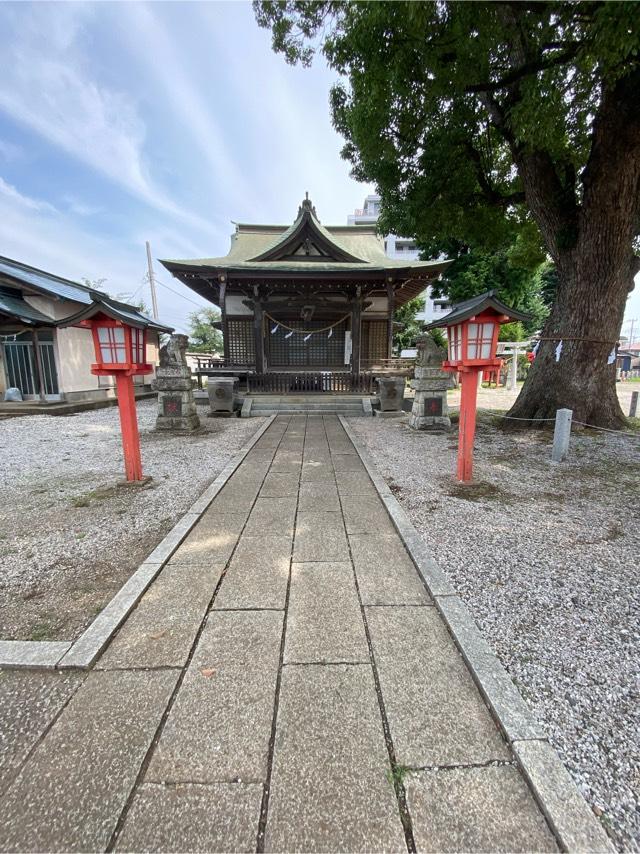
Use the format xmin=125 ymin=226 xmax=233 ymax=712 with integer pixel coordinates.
xmin=162 ymin=196 xmax=451 ymax=278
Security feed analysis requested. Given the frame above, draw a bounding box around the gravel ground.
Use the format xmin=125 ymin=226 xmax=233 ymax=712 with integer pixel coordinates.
xmin=0 ymin=400 xmax=263 ymax=642
xmin=349 ymin=391 xmax=640 ymax=852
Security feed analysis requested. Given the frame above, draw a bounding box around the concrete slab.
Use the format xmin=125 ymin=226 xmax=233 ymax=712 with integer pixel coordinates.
xmin=59 ymin=560 xmax=164 ymax=670
xmin=146 ymin=611 xmax=283 ymax=784
xmin=229 ymin=461 xmax=272 ymax=483
xmin=0 ymin=671 xmax=83 ymax=797
xmin=170 ymin=513 xmax=247 ymax=566
xmin=285 ymin=563 xmax=369 ymax=663
xmin=335 ymin=470 xmax=378 ymax=496
xmin=300 ymin=461 xmax=336 ymax=482
xmin=0 ymin=641 xmax=71 ymax=670
xmin=214 ymin=535 xmax=292 ymax=610
xmin=513 ymin=739 xmax=615 ymax=853
xmin=115 ymin=782 xmax=263 ymax=853
xmin=342 ymin=494 xmax=396 ymax=535
xmin=244 ymin=496 xmax=297 ymax=537
xmin=270 ymin=452 xmax=303 ymax=473
xmin=405 ymin=766 xmax=558 ymax=853
xmin=260 ymin=471 xmax=300 ymax=497
xmin=331 ymin=453 xmax=366 ymax=472
xmin=97 ymin=562 xmax=224 ymax=670
xmin=0 ymin=670 xmax=178 ymax=853
xmin=366 ymin=607 xmax=509 ymax=766
xmin=436 ymin=595 xmax=546 ymax=742
xmin=297 ymin=480 xmax=341 ymax=512
xmin=244 ymin=447 xmax=277 ymax=463
xmin=294 ymin=511 xmax=349 ymax=562
xmin=210 ymin=480 xmax=262 ymax=514
xmin=350 ymin=533 xmax=430 ymax=605
xmin=265 ymin=664 xmax=405 ymax=853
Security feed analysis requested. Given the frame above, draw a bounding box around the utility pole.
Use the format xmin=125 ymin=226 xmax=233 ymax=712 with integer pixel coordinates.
xmin=145 ymin=241 xmax=159 ymax=320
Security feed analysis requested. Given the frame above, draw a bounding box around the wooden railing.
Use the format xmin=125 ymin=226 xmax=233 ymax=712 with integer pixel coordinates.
xmin=247 ymin=372 xmax=375 ymax=394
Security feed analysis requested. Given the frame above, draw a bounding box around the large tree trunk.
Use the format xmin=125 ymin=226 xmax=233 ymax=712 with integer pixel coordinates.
xmin=506 ymin=259 xmax=628 ymax=427
xmin=504 ymin=68 xmax=640 ymax=428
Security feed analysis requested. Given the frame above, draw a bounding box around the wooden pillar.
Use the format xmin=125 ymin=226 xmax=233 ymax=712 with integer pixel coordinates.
xmin=30 ymin=329 xmax=47 ymax=403
xmin=386 ymin=281 xmax=395 ymax=359
xmin=253 ymin=288 xmax=265 ymax=375
xmin=115 ymin=373 xmax=143 ymax=481
xmin=457 ymin=368 xmax=480 ymax=482
xmin=218 ymin=278 xmax=229 ymax=365
xmin=351 ymin=288 xmax=362 ymax=376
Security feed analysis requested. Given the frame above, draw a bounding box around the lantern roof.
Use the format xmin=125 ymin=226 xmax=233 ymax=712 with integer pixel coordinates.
xmin=423 ymin=290 xmax=532 ymax=330
xmin=57 ymin=296 xmax=173 ymax=332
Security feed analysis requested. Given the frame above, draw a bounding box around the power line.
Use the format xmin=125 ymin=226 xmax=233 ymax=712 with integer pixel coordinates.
xmin=155 ymin=277 xmax=208 ymax=308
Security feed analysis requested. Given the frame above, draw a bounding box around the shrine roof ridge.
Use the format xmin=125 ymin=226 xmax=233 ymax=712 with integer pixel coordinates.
xmin=424 ymin=289 xmax=532 ymax=329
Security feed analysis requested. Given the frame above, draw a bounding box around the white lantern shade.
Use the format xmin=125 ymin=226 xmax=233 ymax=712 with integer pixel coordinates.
xmin=97 ymin=326 xmax=126 ymax=364
xmin=466 ymin=321 xmax=496 ymax=360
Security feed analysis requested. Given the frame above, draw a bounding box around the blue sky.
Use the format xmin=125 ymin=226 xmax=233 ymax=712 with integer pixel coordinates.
xmin=0 ymin=1 xmax=638 ymax=339
xmin=0 ymin=1 xmax=373 ymax=333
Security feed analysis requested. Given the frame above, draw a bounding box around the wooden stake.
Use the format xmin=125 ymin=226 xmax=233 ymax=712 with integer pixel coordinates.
xmin=457 ymin=369 xmax=479 ymax=481
xmin=115 ymin=374 xmax=143 ymax=481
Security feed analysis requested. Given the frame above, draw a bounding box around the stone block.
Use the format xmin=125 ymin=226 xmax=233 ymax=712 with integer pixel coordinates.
xmin=59 ymin=561 xmax=165 ymax=669
xmin=405 ymin=766 xmax=558 ymax=853
xmin=264 ymin=664 xmax=405 ymax=852
xmin=170 ymin=513 xmax=247 ymax=566
xmin=376 ymin=376 xmax=406 ymax=411
xmin=435 ymin=595 xmax=546 ymax=742
xmin=97 ymin=562 xmax=224 ymax=670
xmin=0 ymin=670 xmax=178 ymax=853
xmin=0 ymin=671 xmax=83 ymax=797
xmin=349 ymin=533 xmax=430 ymax=605
xmin=214 ymin=534 xmax=292 ymax=610
xmin=285 ymin=563 xmax=369 ymax=663
xmin=244 ymin=496 xmax=297 ymax=537
xmin=366 ymin=606 xmax=510 ymax=766
xmin=513 ymin=739 xmax=615 ymax=853
xmin=114 ymin=782 xmax=264 ymax=853
xmin=294 ymin=511 xmax=349 ymax=562
xmin=0 ymin=641 xmax=71 ymax=670
xmin=146 ymin=611 xmax=283 ymax=784
xmin=297 ymin=480 xmax=340 ymax=512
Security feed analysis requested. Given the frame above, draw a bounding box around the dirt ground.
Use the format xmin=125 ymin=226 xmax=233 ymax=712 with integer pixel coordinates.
xmin=0 ymin=400 xmax=263 ymax=641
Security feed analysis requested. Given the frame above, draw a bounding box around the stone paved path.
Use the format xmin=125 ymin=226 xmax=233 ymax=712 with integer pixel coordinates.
xmin=0 ymin=416 xmax=559 ymax=853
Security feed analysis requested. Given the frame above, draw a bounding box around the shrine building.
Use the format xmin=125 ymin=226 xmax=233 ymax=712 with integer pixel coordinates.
xmin=161 ymin=196 xmax=450 ymax=393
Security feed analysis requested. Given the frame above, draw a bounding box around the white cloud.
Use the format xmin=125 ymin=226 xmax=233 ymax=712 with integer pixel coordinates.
xmin=110 ymin=2 xmax=255 ymax=218
xmin=0 ymin=3 xmax=213 ymax=235
xmin=0 ymin=176 xmax=57 ymax=214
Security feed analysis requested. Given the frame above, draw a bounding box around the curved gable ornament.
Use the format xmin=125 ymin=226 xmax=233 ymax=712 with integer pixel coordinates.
xmin=248 ymin=195 xmax=366 ymax=264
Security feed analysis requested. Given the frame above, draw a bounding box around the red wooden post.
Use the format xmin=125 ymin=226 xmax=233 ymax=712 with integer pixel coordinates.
xmin=115 ymin=374 xmax=143 ymax=481
xmin=457 ymin=369 xmax=480 ymax=481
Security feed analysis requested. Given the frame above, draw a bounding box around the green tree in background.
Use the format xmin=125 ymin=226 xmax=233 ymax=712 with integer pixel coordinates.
xmin=255 ymin=1 xmax=640 ymax=426
xmin=393 ymin=296 xmax=425 ymax=353
xmin=187 ymin=308 xmax=223 ymax=353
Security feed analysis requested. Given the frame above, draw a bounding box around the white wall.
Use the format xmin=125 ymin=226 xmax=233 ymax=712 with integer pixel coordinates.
xmin=225 ymin=294 xmax=252 ymax=315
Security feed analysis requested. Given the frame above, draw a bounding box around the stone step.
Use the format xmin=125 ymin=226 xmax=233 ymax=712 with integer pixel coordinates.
xmin=251 ymin=409 xmax=366 ymax=417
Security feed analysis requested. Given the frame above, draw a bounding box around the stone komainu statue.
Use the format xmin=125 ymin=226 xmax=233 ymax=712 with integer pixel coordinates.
xmin=159 ymin=333 xmax=189 ymax=368
xmin=415 ymin=333 xmax=447 ymax=368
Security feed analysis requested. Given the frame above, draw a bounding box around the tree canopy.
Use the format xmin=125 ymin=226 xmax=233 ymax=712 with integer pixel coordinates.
xmin=187 ymin=307 xmax=223 ymax=353
xmin=256 ymin=1 xmax=640 ymax=426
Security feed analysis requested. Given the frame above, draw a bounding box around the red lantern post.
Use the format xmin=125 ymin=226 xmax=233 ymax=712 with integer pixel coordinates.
xmin=60 ymin=299 xmax=167 ymax=482
xmin=424 ymin=292 xmax=531 ymax=482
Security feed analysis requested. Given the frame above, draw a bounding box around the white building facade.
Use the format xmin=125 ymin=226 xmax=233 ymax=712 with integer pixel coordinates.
xmin=347 ymin=194 xmax=450 ymax=323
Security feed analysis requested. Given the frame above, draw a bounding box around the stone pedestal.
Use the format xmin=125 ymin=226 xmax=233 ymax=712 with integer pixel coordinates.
xmin=208 ymin=377 xmax=238 ymax=417
xmin=408 ymin=334 xmax=451 ymax=431
xmin=376 ymin=376 xmax=405 ymax=411
xmin=154 ymin=335 xmax=200 ymax=431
